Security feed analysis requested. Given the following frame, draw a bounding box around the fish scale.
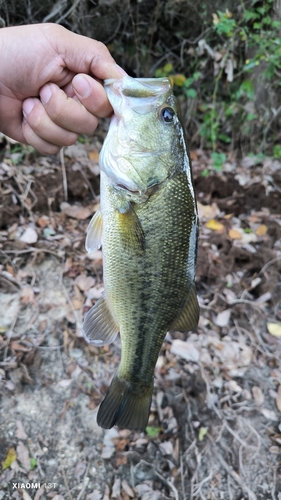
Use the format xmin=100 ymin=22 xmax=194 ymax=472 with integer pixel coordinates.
xmin=82 ymin=76 xmax=199 ymax=430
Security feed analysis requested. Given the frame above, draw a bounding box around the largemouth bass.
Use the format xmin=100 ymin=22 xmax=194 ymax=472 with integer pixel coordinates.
xmin=83 ymin=76 xmax=199 ymax=430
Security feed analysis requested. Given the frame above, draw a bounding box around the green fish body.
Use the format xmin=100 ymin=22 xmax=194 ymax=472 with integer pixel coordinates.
xmin=83 ymin=77 xmax=199 ymax=430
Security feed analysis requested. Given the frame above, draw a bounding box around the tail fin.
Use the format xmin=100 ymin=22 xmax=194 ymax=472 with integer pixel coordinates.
xmin=97 ymin=376 xmax=153 ymax=431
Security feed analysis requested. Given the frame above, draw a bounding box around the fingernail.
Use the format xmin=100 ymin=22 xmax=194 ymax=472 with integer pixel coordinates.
xmin=115 ymin=63 xmax=127 ymax=76
xmin=40 ymin=84 xmax=52 ymax=105
xmin=72 ymin=75 xmax=91 ymax=98
xmin=22 ymin=98 xmax=35 ymax=116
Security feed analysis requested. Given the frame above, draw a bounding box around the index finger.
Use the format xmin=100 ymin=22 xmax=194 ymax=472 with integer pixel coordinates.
xmin=51 ymin=24 xmax=127 ymax=80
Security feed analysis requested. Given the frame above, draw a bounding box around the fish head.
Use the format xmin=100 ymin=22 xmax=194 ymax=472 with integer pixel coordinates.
xmin=99 ymin=76 xmax=188 ymax=196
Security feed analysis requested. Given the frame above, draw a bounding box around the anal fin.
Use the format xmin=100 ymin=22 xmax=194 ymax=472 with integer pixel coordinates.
xmin=171 ymin=284 xmax=199 ymax=332
xmin=82 ymin=294 xmax=119 ymax=346
xmin=85 ymin=209 xmax=103 ymax=252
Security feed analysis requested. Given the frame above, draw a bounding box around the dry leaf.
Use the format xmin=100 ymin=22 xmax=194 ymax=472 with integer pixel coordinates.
xmin=2 ymin=447 xmax=17 ymax=470
xmin=121 ymin=479 xmax=134 ymax=498
xmin=21 ymin=286 xmax=35 ymax=304
xmin=190 ymin=150 xmax=198 ymax=161
xmin=10 ymin=341 xmax=31 ymax=352
xmin=101 ymin=447 xmax=115 ymax=459
xmin=112 ymin=478 xmax=121 ymax=498
xmin=204 ymin=219 xmax=224 ymax=232
xmin=72 ymin=298 xmax=83 ymax=310
xmin=215 ymin=309 xmax=231 ymax=327
xmin=19 ymin=227 xmax=38 ymax=244
xmin=74 ymin=461 xmax=87 ymax=480
xmin=20 ymin=491 xmax=33 ymax=500
xmin=16 ymin=441 xmax=31 ymax=472
xmin=197 ymin=202 xmax=219 ymax=220
xmin=171 ymin=339 xmax=200 ymax=362
xmin=115 ymin=453 xmax=128 ymax=466
xmin=255 ymin=224 xmax=267 ymax=237
xmin=228 ymin=228 xmax=242 ymax=240
xmin=34 ymin=487 xmax=45 ymax=500
xmin=103 ymin=428 xmax=119 ymax=446
xmin=267 ymin=323 xmax=281 ymax=337
xmin=16 ymin=420 xmax=28 ymax=440
xmin=159 ymin=441 xmax=173 ymax=456
xmin=57 ymin=379 xmax=72 ymax=387
xmin=260 ymin=408 xmax=279 ymax=421
xmin=276 ymin=385 xmax=281 ymax=413
xmin=60 ymin=202 xmax=91 ymax=220
xmin=86 ymin=286 xmax=104 ymax=300
xmin=74 ymin=274 xmax=96 ymax=292
xmin=252 ymin=386 xmax=264 ymax=406
xmin=88 ymin=150 xmax=99 ymax=162
xmin=256 ymin=292 xmax=272 ymax=303
xmin=86 ymin=490 xmax=103 ymax=500
xmin=269 ymin=446 xmax=280 ymax=454
xmin=250 ymin=277 xmax=262 ymax=289
xmin=226 ymin=380 xmax=242 ymax=393
xmin=37 ymin=216 xmax=49 ymax=228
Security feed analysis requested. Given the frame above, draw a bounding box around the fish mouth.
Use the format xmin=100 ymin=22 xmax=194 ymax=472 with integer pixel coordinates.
xmin=104 ymin=76 xmax=172 ymax=98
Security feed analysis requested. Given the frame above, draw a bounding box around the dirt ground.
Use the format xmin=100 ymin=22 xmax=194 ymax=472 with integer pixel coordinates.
xmin=0 ymin=133 xmax=281 ymax=500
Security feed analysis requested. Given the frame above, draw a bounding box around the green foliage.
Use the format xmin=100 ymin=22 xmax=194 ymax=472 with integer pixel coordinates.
xmin=198 ymin=427 xmax=208 ymax=441
xmin=211 ymin=152 xmax=226 ymax=171
xmin=153 ymin=0 xmax=280 ymax=155
xmin=155 ymin=64 xmax=199 ymax=98
xmin=273 ymin=145 xmax=281 ymax=159
xmin=30 ymin=457 xmax=37 ymax=470
xmin=146 ymin=426 xmax=162 ymax=437
xmin=8 ymin=144 xmax=35 ymax=165
xmin=1 ymin=0 xmax=279 ymax=156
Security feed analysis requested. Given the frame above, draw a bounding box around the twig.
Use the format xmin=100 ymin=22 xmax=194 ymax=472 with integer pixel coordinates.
xmin=79 ymin=167 xmax=97 ymax=199
xmin=238 ymin=418 xmax=261 ymax=459
xmin=260 ymin=105 xmax=281 ymax=152
xmin=259 ymin=256 xmax=281 ymax=276
xmin=271 ymin=466 xmax=277 ymax=500
xmin=4 ymin=247 xmax=64 ymax=258
xmin=56 ymin=0 xmax=81 ymax=25
xmin=35 ymin=454 xmax=45 ymax=478
xmin=60 ymin=280 xmax=81 ymax=332
xmin=60 ymin=148 xmax=68 ymax=202
xmin=180 ymin=454 xmax=186 ymax=500
xmin=193 ymin=469 xmax=213 ymax=497
xmin=227 ymin=473 xmax=234 ymax=500
xmin=61 ymin=465 xmax=73 ymax=500
xmin=43 ymin=0 xmax=67 ymax=22
xmin=208 ymin=435 xmax=257 ymax=500
xmin=134 ymin=460 xmax=179 ymax=500
xmin=76 ymin=463 xmax=90 ymax=500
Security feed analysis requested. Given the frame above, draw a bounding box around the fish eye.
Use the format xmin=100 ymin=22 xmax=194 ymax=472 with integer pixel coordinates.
xmin=160 ymin=107 xmax=175 ymax=123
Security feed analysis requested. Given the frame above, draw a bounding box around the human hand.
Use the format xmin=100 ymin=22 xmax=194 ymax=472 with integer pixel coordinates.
xmin=0 ymin=23 xmax=125 ymax=154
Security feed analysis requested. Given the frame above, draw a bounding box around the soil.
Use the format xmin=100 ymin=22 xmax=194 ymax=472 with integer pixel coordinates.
xmin=0 ymin=136 xmax=281 ymax=500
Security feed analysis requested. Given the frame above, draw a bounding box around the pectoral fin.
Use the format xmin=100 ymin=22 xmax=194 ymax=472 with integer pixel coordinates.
xmin=82 ymin=294 xmax=119 ymax=345
xmin=171 ymin=284 xmax=199 ymax=331
xmin=117 ymin=204 xmax=145 ymax=252
xmin=85 ymin=209 xmax=103 ymax=252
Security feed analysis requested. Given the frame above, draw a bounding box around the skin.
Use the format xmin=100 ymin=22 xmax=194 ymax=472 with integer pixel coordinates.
xmin=0 ymin=23 xmax=126 ymax=154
